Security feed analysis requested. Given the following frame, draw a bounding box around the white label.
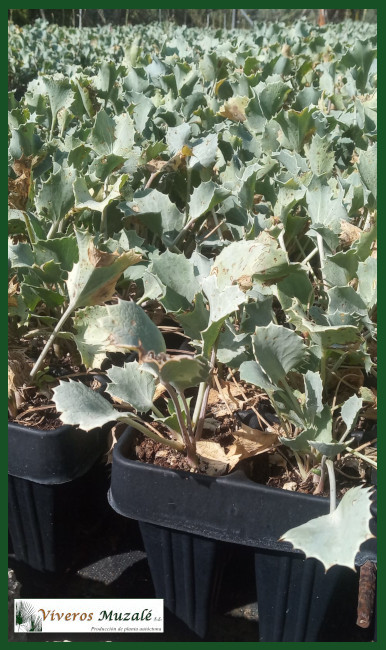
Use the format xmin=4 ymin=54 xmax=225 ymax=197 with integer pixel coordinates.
xmin=14 ymin=599 xmax=164 ymax=633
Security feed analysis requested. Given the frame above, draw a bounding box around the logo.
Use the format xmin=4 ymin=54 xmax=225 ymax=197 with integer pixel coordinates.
xmin=15 ymin=601 xmax=43 ymax=632
xmin=14 ymin=599 xmax=164 ymax=633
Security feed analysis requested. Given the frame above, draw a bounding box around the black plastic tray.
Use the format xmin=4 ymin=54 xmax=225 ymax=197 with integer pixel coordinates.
xmin=108 ymin=427 xmax=377 ymax=640
xmin=109 ymin=427 xmax=376 ymax=560
xmin=8 ymin=421 xmax=110 ymax=572
xmin=8 ymin=421 xmax=109 ymax=484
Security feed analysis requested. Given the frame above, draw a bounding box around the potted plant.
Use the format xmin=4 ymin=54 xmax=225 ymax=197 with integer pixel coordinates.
xmin=8 ymin=220 xmax=141 ymax=571
xmin=51 ymin=234 xmax=377 ymax=640
xmin=9 ymin=17 xmax=376 ymax=637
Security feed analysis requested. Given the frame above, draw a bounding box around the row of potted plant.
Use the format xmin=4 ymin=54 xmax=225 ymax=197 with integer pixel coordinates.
xmin=8 ymin=17 xmax=377 ymax=641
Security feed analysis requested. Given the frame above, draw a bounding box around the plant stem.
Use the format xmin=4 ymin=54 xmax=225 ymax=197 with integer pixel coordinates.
xmin=47 ymin=219 xmax=60 ymax=239
xmin=194 ymin=383 xmax=210 ymax=442
xmin=23 ymin=211 xmax=36 ymax=244
xmin=316 ymin=232 xmax=327 ymax=288
xmin=192 ymin=379 xmax=207 ymax=429
xmin=120 ymin=415 xmax=184 ymax=451
xmin=162 ymin=380 xmax=198 ymax=467
xmin=198 ymin=217 xmax=226 ymax=243
xmin=192 ymin=347 xmax=216 ymax=432
xmin=345 ymin=447 xmax=377 ymax=469
xmin=301 ymin=246 xmax=319 ymax=266
xmin=184 ymin=167 xmax=192 ymax=226
xmin=296 ymin=236 xmax=318 ymax=283
xmin=293 ymin=451 xmax=308 ymax=481
xmin=320 ymin=348 xmax=327 ymax=393
xmin=151 ymin=404 xmax=164 ymax=419
xmin=100 ymin=177 xmax=109 ymax=237
xmin=49 ymin=114 xmax=56 ymax=141
xmin=171 ymin=219 xmax=194 ymax=249
xmin=278 ymin=230 xmax=289 ymax=262
xmin=313 ymin=455 xmax=326 ymax=495
xmin=211 ymin=209 xmax=224 ymax=240
xmin=177 ymin=389 xmax=194 ymax=441
xmin=30 ymin=302 xmax=74 ymax=379
xmin=325 ymin=459 xmax=336 ymax=512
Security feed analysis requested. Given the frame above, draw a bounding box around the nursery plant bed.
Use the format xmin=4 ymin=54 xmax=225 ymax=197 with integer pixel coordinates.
xmin=8 ymin=420 xmax=111 ymax=573
xmin=108 ymin=426 xmax=377 ymax=641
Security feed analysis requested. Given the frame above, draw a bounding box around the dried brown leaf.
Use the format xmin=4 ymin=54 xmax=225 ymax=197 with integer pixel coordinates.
xmin=197 ymin=427 xmax=278 ymax=475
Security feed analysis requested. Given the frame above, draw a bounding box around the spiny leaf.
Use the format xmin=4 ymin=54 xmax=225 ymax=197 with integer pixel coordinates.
xmin=66 ymin=229 xmax=141 ymax=309
xmin=157 ymin=356 xmax=210 ymax=391
xmin=35 ymin=165 xmax=77 ymax=224
xmin=251 ymin=322 xmax=306 ymax=385
xmin=341 ymin=394 xmax=363 ymax=434
xmin=90 ymin=108 xmax=134 ymax=157
xmin=357 ymin=257 xmax=377 ymax=309
xmin=98 ymin=299 xmax=166 ymax=354
xmin=189 ymin=181 xmax=231 ymax=220
xmin=52 ymin=379 xmax=120 ymax=431
xmin=307 ymin=134 xmax=335 ymax=177
xmin=120 ymin=189 xmax=184 ymax=237
xmin=151 ymin=250 xmax=200 ymax=311
xmin=210 ymin=232 xmax=296 ymax=291
xmin=280 ymin=486 xmax=375 ymax=571
xmin=358 ymin=142 xmax=377 ymax=201
xmin=73 ymin=176 xmax=121 ymax=213
xmin=106 ymin=361 xmax=156 ymax=413
xmin=72 ymin=305 xmax=111 ymax=369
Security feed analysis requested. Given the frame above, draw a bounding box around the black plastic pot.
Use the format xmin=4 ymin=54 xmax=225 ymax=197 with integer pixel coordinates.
xmin=108 ymin=427 xmax=377 ymax=641
xmin=8 ymin=421 xmax=110 ymax=573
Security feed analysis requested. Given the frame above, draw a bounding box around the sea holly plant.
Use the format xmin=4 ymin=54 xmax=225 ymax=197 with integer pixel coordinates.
xmin=52 ymin=303 xmax=212 ymax=468
xmin=8 ymin=17 xmax=376 ymax=575
xmin=29 ymin=228 xmax=141 ymax=379
xmin=240 ymin=324 xmax=375 ymax=570
xmin=51 ymin=232 xmax=296 ymax=469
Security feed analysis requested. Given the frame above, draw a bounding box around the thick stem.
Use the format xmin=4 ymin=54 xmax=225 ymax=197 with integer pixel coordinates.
xmin=316 ymin=232 xmax=327 ymax=288
xmin=278 ymin=230 xmax=289 ymax=262
xmin=295 ymin=236 xmax=318 ymax=283
xmin=162 ymin=381 xmax=198 ymax=467
xmin=151 ymin=404 xmax=165 ymax=419
xmin=192 ymin=347 xmax=216 ymax=432
xmin=47 ymin=219 xmax=60 ymax=240
xmin=313 ymin=455 xmax=326 ymax=495
xmin=192 ymin=380 xmax=207 ymax=429
xmin=194 ymin=383 xmax=211 ymax=442
xmin=184 ymin=167 xmax=192 ymax=226
xmin=293 ymin=451 xmax=308 ymax=481
xmin=120 ymin=415 xmax=184 ymax=451
xmin=345 ymin=447 xmax=377 ymax=469
xmin=301 ymin=246 xmax=319 ymax=266
xmin=177 ymin=389 xmax=194 ymax=442
xmin=211 ymin=209 xmax=224 ymax=240
xmin=100 ymin=178 xmax=109 ymax=237
xmin=49 ymin=114 xmax=56 ymax=142
xmin=325 ymin=459 xmax=336 ymax=512
xmin=23 ymin=211 xmax=36 ymax=244
xmin=320 ymin=349 xmax=327 ymax=394
xmin=30 ymin=303 xmax=74 ymax=379
xmin=136 ymin=294 xmax=150 ymax=306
